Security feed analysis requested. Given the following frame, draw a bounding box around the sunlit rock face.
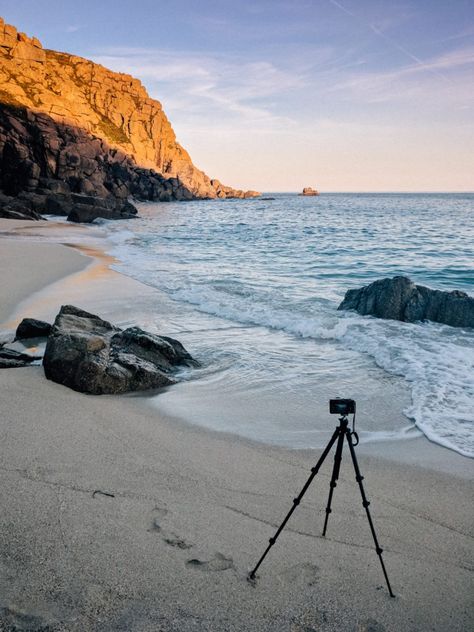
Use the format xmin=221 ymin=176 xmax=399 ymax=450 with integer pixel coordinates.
xmin=0 ymin=17 xmax=260 ymax=205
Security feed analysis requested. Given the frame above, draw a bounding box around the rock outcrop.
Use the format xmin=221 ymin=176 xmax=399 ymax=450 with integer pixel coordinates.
xmin=299 ymin=187 xmax=319 ymax=196
xmin=0 ymin=190 xmax=44 ymax=220
xmin=15 ymin=317 xmax=51 ymax=340
xmin=0 ymin=16 xmax=259 ymax=221
xmin=338 ymin=276 xmax=474 ymax=328
xmin=43 ymin=305 xmax=198 ymax=394
xmin=0 ymin=345 xmax=37 ymax=368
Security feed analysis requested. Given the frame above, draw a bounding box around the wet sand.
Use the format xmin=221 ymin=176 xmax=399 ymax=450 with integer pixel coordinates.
xmin=0 ymin=226 xmax=473 ymax=631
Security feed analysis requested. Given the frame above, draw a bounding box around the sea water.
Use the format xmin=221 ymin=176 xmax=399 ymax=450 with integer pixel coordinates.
xmin=102 ymin=193 xmax=473 ymax=457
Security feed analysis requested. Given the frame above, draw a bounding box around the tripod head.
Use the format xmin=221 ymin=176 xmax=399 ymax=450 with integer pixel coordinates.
xmin=330 ymin=399 xmax=358 ymax=445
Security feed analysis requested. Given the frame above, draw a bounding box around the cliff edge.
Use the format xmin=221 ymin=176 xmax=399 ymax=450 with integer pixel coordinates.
xmin=0 ymin=18 xmax=259 ymax=220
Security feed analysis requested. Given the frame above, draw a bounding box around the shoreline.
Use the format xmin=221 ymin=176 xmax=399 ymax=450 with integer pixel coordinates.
xmin=0 ymin=221 xmax=473 ymax=631
xmin=0 ymin=218 xmax=472 ymax=474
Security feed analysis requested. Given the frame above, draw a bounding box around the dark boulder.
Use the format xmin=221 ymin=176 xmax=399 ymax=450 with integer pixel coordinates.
xmin=45 ymin=193 xmax=73 ymax=215
xmin=0 ymin=346 xmax=37 ymax=368
xmin=0 ymin=192 xmax=43 ymax=220
xmin=338 ymin=276 xmax=474 ymax=328
xmin=43 ymin=305 xmax=198 ymax=394
xmin=67 ymin=196 xmax=138 ymax=223
xmin=15 ymin=318 xmax=52 ymax=340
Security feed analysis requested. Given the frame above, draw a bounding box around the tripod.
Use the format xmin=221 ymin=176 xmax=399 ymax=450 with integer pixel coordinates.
xmin=248 ymin=414 xmax=395 ymax=597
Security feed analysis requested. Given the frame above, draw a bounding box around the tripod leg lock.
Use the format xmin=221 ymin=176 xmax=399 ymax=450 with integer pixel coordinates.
xmin=355 ymin=475 xmax=364 ymax=482
xmin=376 ymin=547 xmax=383 ymax=555
xmin=330 ymin=481 xmax=337 ymax=489
xmin=325 ymin=508 xmax=332 ymax=514
xmin=293 ymin=498 xmax=300 ymax=506
xmin=362 ymin=500 xmax=370 ymax=508
xmin=269 ymin=537 xmax=276 ymax=545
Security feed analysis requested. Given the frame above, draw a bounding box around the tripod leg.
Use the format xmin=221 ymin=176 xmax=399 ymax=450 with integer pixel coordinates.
xmin=249 ymin=426 xmax=341 ymax=580
xmin=322 ymin=424 xmax=346 ymax=536
xmin=345 ymin=432 xmax=395 ymax=598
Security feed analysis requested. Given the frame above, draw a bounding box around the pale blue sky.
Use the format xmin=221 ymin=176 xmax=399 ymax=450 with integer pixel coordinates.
xmin=2 ymin=0 xmax=473 ymax=191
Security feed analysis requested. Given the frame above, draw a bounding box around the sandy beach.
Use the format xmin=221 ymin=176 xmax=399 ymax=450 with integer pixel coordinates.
xmin=0 ymin=222 xmax=473 ymax=631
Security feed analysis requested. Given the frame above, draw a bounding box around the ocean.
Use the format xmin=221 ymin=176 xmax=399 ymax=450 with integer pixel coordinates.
xmin=101 ymin=192 xmax=473 ymax=458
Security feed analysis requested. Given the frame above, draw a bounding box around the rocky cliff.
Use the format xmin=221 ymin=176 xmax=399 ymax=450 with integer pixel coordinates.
xmin=0 ymin=18 xmax=259 ymax=220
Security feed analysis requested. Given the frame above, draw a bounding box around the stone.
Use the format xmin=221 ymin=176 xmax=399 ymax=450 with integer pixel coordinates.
xmin=15 ymin=318 xmax=52 ymax=340
xmin=43 ymin=305 xmax=198 ymax=394
xmin=11 ymin=41 xmax=46 ymax=63
xmin=0 ymin=346 xmax=36 ymax=368
xmin=299 ymin=187 xmax=319 ymax=196
xmin=338 ymin=276 xmax=474 ymax=328
xmin=67 ymin=197 xmax=138 ymax=223
xmin=0 ymin=192 xmax=43 ymax=220
xmin=45 ymin=194 xmax=72 ymax=215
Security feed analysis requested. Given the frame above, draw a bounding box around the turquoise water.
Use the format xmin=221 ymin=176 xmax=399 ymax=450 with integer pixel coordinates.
xmin=104 ymin=193 xmax=474 ymax=457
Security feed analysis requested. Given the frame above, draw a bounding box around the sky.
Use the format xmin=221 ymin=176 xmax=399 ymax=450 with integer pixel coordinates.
xmin=2 ymin=0 xmax=473 ymax=191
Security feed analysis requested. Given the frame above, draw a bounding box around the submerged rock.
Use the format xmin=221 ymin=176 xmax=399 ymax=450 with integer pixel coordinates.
xmin=15 ymin=318 xmax=52 ymax=340
xmin=338 ymin=276 xmax=474 ymax=328
xmin=43 ymin=305 xmax=198 ymax=394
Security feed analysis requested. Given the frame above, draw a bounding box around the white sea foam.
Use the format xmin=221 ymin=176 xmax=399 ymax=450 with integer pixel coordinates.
xmin=166 ymin=284 xmax=474 ymax=457
xmin=106 ymin=193 xmax=474 ymax=457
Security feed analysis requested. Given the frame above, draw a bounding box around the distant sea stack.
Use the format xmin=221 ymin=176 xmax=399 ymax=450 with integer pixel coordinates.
xmin=0 ymin=17 xmax=260 ymax=221
xmin=299 ymin=187 xmax=319 ymax=196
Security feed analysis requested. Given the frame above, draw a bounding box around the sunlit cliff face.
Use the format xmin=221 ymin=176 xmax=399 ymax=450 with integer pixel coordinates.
xmin=0 ymin=17 xmax=259 ymax=199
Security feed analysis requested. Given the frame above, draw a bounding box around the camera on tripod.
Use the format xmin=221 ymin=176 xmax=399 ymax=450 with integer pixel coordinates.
xmin=249 ymin=396 xmax=395 ymax=597
xmin=329 ymin=398 xmax=355 ymax=416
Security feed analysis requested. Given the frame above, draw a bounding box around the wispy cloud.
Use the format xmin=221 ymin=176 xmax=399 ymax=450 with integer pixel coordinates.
xmin=320 ymin=44 xmax=474 ymax=105
xmin=92 ymin=47 xmax=305 ymax=128
xmin=65 ymin=25 xmax=82 ymax=33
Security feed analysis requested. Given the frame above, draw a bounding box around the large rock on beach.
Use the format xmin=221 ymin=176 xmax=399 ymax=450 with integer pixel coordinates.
xmin=15 ymin=317 xmax=51 ymax=340
xmin=43 ymin=305 xmax=198 ymax=394
xmin=338 ymin=276 xmax=474 ymax=328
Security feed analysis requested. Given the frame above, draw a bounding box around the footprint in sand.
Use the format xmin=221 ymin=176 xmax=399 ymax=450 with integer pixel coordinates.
xmin=148 ymin=507 xmax=193 ymax=549
xmin=186 ymin=552 xmax=235 ymax=572
xmin=148 ymin=506 xmax=169 ymax=532
xmin=278 ymin=562 xmax=319 ymax=586
xmin=163 ymin=533 xmax=193 ymax=550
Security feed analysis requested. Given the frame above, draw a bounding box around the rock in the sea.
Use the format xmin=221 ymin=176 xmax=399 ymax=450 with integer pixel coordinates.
xmin=338 ymin=276 xmax=474 ymax=328
xmin=0 ymin=346 xmax=36 ymax=368
xmin=15 ymin=318 xmax=52 ymax=340
xmin=43 ymin=305 xmax=198 ymax=394
xmin=299 ymin=187 xmax=319 ymax=196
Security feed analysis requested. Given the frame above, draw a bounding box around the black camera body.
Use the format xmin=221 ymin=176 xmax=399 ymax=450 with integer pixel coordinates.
xmin=329 ymin=398 xmax=356 ymax=416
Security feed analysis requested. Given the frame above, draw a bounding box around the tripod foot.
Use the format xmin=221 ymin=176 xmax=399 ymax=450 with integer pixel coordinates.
xmin=247 ymin=572 xmax=258 ymax=586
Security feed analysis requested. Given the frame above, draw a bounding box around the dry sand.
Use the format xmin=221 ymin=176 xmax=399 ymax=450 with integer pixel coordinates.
xmin=0 ymin=227 xmax=473 ymax=631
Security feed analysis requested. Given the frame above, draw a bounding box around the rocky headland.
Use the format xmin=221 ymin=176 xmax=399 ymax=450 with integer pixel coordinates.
xmin=0 ymin=17 xmax=259 ymax=222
